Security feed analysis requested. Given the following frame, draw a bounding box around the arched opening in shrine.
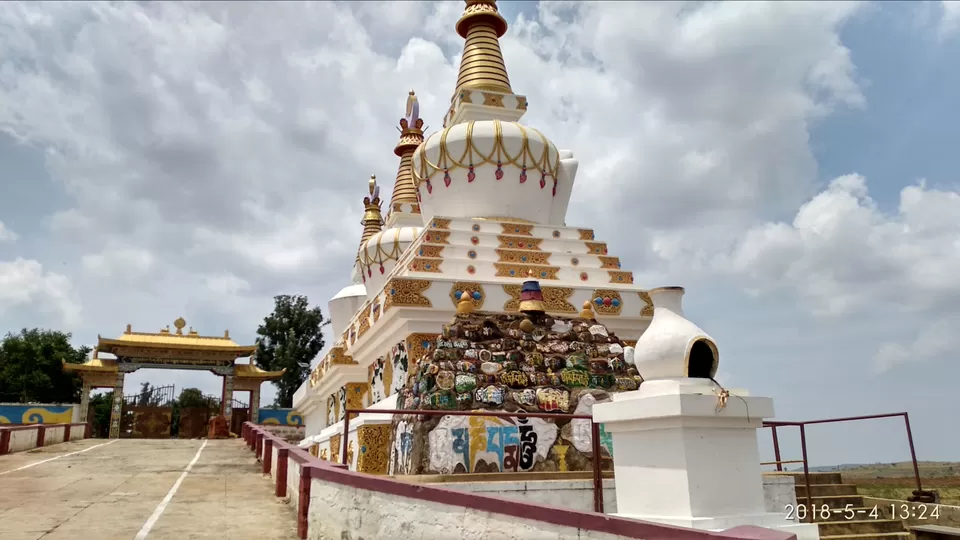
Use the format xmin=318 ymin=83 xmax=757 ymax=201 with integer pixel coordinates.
xmin=686 ymin=338 xmax=718 ymax=379
xmin=64 ymin=318 xmax=284 ymax=439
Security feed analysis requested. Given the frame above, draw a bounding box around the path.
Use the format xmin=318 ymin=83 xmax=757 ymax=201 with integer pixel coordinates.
xmin=0 ymin=438 xmax=297 ymax=540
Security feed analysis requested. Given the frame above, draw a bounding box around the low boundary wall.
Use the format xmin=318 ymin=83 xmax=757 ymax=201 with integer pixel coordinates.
xmin=0 ymin=423 xmax=90 ymax=455
xmin=242 ymin=422 xmax=796 ymax=540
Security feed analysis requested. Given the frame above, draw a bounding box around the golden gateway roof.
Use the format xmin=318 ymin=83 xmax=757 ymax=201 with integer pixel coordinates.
xmin=96 ymin=317 xmax=257 ymax=355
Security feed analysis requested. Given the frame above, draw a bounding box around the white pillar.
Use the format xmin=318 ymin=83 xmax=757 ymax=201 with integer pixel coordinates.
xmin=593 ymin=379 xmax=819 ymax=540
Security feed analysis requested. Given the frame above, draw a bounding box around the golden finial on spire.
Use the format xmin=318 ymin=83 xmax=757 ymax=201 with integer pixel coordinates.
xmin=453 ymin=0 xmax=512 ymax=99
xmin=389 ymin=91 xmax=425 ymax=216
xmin=358 ymin=175 xmax=384 ymax=258
xmin=173 ymin=317 xmax=186 ymax=335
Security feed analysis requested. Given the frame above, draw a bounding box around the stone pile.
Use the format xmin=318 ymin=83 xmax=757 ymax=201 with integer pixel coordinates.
xmin=389 ymin=303 xmax=643 ymax=475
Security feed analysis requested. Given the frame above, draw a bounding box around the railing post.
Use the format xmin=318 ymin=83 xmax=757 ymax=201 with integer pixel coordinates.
xmin=256 ymin=432 xmax=263 ymax=460
xmin=799 ymin=424 xmax=814 ymax=521
xmin=37 ymin=425 xmax=46 ymax=448
xmin=590 ymin=421 xmax=605 ymax=513
xmin=276 ymin=447 xmax=289 ymax=497
xmin=771 ymin=425 xmax=782 ymax=472
xmin=0 ymin=429 xmax=10 ymax=454
xmin=65 ymin=424 xmax=72 ymax=442
xmin=297 ymin=466 xmax=311 ymax=539
xmin=903 ymin=413 xmax=923 ymax=494
xmin=341 ymin=410 xmax=351 ymax=467
xmin=85 ymin=422 xmax=91 ymax=439
xmin=263 ymin=439 xmax=273 ymax=475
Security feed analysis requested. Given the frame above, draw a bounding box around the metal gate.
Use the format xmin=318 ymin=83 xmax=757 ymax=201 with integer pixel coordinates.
xmin=178 ymin=394 xmax=219 ymax=439
xmin=121 ymin=384 xmax=175 ymax=439
xmin=230 ymin=398 xmax=249 ymax=435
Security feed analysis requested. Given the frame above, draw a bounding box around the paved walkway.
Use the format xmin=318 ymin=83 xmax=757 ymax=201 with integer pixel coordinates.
xmin=0 ymin=438 xmax=297 ymax=540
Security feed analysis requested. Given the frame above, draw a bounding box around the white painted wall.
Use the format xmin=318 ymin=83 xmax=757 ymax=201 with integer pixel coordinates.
xmin=9 ymin=429 xmax=39 ymax=453
xmin=45 ymin=426 xmax=66 ymax=445
xmin=426 ymin=475 xmax=795 ymax=516
xmin=309 ymin=477 xmax=640 ymax=540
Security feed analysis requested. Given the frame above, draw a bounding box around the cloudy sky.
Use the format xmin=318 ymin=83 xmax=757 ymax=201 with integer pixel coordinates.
xmin=1 ymin=1 xmax=957 ymax=466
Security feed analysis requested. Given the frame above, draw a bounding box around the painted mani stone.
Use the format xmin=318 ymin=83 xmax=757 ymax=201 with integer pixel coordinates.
xmin=391 ymin=307 xmax=641 ymax=474
xmin=428 ymin=414 xmax=559 ymax=474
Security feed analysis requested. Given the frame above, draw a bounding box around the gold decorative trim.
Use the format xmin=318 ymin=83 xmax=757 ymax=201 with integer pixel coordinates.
xmin=497 ymin=235 xmax=542 ymax=250
xmin=459 ymin=91 xmax=473 ymax=104
xmin=608 ymin=271 xmax=634 ymax=284
xmin=495 ymin=264 xmax=559 ymax=280
xmin=408 ymin=258 xmax=443 ymax=273
xmin=623 ymin=339 xmax=638 ymax=348
xmin=585 ymin=242 xmax=608 ymax=255
xmin=430 ymin=218 xmax=451 ymax=229
xmin=345 ymin=382 xmax=369 ymax=421
xmin=372 ymin=298 xmax=382 ymax=323
xmin=423 ymin=231 xmax=451 ymax=244
xmin=356 ymin=424 xmax=392 ymax=475
xmin=357 ymin=304 xmax=372 ymax=339
xmin=503 ymin=285 xmax=576 ymax=313
xmin=417 ymin=245 xmax=445 ymax=258
xmin=414 ymin=121 xmax=560 ymax=188
xmin=516 ymin=96 xmax=528 ymax=110
xmin=330 ymin=346 xmax=356 ymax=365
xmin=591 ymin=289 xmax=624 ymax=316
xmin=500 ymin=223 xmax=534 ymax=236
xmin=638 ymin=292 xmax=654 ymax=317
xmin=598 ymin=256 xmax=621 ymax=269
xmin=383 ymin=279 xmax=432 ymax=312
xmin=330 ymin=434 xmax=342 ymax=464
xmin=406 ymin=333 xmax=440 ymax=364
xmin=449 ymin=282 xmax=485 ymax=310
xmin=481 ymin=92 xmax=505 ymax=107
xmin=578 ymin=229 xmax=595 ymax=241
xmin=496 ymin=249 xmax=551 ymax=265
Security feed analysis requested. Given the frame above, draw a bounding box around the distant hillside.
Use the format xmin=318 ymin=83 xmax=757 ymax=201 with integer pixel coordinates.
xmin=791 ymin=461 xmax=960 ymax=477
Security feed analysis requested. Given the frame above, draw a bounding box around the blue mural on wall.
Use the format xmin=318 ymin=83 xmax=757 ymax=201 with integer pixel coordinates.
xmin=0 ymin=404 xmax=74 ymax=425
xmin=257 ymin=408 xmax=303 ymax=426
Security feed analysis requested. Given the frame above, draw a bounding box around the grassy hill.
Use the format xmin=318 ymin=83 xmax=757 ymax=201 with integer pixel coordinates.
xmin=792 ymin=461 xmax=960 ymax=506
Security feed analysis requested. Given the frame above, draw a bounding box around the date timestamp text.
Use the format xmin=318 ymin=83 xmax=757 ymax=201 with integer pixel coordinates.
xmin=785 ymin=503 xmax=940 ymax=521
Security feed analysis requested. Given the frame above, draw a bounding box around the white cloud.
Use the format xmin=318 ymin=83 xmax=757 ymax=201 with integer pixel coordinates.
xmin=716 ymin=174 xmax=960 ymax=317
xmin=873 ymin=317 xmax=956 ymax=373
xmin=0 ymin=221 xmax=17 ymax=242
xmin=940 ymin=1 xmax=960 ymax=37
xmin=0 ymin=257 xmax=81 ymax=326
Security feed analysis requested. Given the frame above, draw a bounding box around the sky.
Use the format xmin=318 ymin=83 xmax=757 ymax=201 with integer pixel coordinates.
xmin=0 ymin=0 xmax=958 ymax=467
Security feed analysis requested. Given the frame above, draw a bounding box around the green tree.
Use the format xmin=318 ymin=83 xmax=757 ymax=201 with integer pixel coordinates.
xmin=89 ymin=391 xmax=114 ymax=438
xmin=254 ymin=295 xmax=330 ymax=407
xmin=0 ymin=329 xmax=91 ymax=403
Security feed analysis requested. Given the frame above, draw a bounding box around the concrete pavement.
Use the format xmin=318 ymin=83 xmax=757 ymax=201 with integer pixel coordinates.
xmin=0 ymin=438 xmax=297 ymax=540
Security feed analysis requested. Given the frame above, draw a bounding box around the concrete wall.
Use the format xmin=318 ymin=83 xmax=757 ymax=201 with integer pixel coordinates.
xmin=243 ymin=423 xmax=798 ymax=540
xmin=0 ymin=403 xmax=77 ymax=424
xmin=0 ymin=423 xmax=88 ymax=454
xmin=423 ymin=475 xmax=796 ymax=516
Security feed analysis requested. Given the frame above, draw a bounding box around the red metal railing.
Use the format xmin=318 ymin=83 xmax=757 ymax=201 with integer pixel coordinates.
xmin=762 ymin=412 xmax=922 ymax=518
xmin=341 ymin=407 xmax=608 ymax=513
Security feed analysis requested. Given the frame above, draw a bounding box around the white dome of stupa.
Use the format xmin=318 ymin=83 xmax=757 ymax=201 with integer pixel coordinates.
xmin=413 ymin=120 xmax=563 ymax=224
xmin=358 ymin=225 xmax=423 ymax=297
xmin=328 ymin=283 xmax=366 ymax=340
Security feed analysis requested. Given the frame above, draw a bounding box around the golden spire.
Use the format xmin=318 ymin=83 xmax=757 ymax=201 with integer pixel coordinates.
xmin=359 ymin=175 xmax=384 ymax=251
xmin=389 ymin=90 xmax=424 ymax=212
xmin=452 ymin=0 xmax=512 ymax=100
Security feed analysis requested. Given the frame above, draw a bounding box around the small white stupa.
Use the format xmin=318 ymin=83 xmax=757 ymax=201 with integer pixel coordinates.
xmin=593 ymin=287 xmax=819 ymax=540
